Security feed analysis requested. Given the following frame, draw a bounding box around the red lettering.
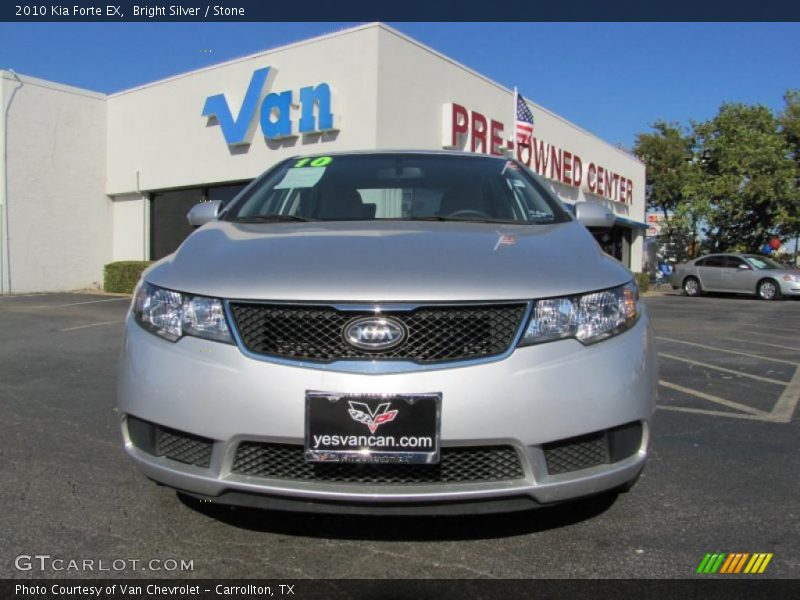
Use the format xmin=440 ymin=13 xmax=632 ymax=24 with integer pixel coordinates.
xmin=451 ymin=103 xmax=469 ymax=148
xmin=588 ymin=163 xmax=596 ymax=193
xmin=597 ymin=166 xmax=605 ymax=196
xmin=516 ymin=142 xmax=532 ymax=166
xmin=572 ymin=155 xmax=583 ymax=187
xmin=533 ymin=139 xmax=549 ymax=176
xmin=627 ymin=180 xmax=633 ymax=203
xmin=612 ymin=173 xmax=620 ymax=201
xmin=562 ymin=151 xmax=573 ymax=186
xmin=549 ymin=146 xmax=562 ymax=181
xmin=471 ymin=111 xmax=487 ymax=153
xmin=489 ymin=120 xmax=504 ymax=156
xmin=604 ymin=169 xmax=613 ymax=200
xmin=619 ymin=177 xmax=627 ymax=202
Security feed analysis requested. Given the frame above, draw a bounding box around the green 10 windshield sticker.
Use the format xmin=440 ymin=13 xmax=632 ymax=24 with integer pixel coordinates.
xmin=294 ymin=156 xmax=333 ymax=168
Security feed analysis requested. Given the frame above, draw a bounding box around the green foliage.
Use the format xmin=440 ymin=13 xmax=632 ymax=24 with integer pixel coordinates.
xmin=634 ymin=94 xmax=800 ymax=259
xmin=779 ymin=90 xmax=800 ymax=166
xmin=104 ymin=261 xmax=151 ymax=294
xmin=633 ymin=121 xmax=699 ymax=261
xmin=779 ymin=90 xmax=800 ymax=260
xmin=693 ymin=102 xmax=797 ymax=253
xmin=635 ymin=272 xmax=650 ymax=293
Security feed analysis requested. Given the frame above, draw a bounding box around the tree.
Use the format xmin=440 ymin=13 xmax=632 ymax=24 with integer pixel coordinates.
xmin=778 ymin=90 xmax=800 ymax=260
xmin=633 ymin=121 xmax=700 ymax=261
xmin=691 ymin=103 xmax=797 ymax=253
xmin=779 ymin=90 xmax=800 ymax=167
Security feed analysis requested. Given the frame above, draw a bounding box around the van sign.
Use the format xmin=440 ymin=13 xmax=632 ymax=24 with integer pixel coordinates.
xmin=202 ymin=67 xmax=338 ymax=146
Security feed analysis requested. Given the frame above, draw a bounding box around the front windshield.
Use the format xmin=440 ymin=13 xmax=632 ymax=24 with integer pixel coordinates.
xmin=224 ymin=154 xmax=570 ymax=225
xmin=744 ymin=256 xmax=784 ymax=270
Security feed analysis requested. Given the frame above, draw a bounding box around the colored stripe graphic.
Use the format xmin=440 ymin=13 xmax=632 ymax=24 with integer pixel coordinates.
xmin=697 ymin=553 xmax=727 ymax=573
xmin=744 ymin=553 xmax=774 ymax=574
xmin=734 ymin=553 xmax=750 ymax=573
xmin=720 ymin=553 xmax=750 ymax=573
xmin=699 ymin=552 xmax=773 ymax=574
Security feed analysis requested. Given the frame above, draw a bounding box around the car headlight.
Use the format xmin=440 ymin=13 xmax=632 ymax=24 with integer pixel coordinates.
xmin=519 ymin=281 xmax=639 ymax=346
xmin=782 ymin=274 xmax=799 ymax=283
xmin=132 ymin=282 xmax=233 ymax=344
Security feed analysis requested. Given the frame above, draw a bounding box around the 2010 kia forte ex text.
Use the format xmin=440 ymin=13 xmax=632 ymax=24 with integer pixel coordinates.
xmin=116 ymin=151 xmax=657 ymax=515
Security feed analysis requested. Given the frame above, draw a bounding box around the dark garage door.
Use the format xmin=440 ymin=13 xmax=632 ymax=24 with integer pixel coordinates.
xmin=150 ymin=184 xmax=248 ymax=260
xmin=150 ymin=189 xmax=203 ymax=261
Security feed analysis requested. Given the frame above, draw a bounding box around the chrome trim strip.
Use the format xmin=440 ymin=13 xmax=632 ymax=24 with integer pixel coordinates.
xmin=222 ymin=300 xmax=533 ymax=374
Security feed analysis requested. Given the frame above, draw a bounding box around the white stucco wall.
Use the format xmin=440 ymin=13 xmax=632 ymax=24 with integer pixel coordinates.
xmin=106 ymin=25 xmax=382 ymax=196
xmin=2 ymin=72 xmax=110 ymax=292
xmin=111 ymin=193 xmax=149 ymax=261
xmin=1 ymin=74 xmax=7 ymax=293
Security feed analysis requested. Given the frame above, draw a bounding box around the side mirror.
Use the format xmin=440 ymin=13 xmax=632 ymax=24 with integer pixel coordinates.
xmin=738 ymin=264 xmax=751 ymax=270
xmin=574 ymin=201 xmax=616 ymax=229
xmin=187 ymin=200 xmax=223 ymax=227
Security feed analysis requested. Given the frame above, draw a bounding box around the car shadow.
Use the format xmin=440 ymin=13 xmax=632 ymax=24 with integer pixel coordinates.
xmin=177 ymin=491 xmax=619 ymax=540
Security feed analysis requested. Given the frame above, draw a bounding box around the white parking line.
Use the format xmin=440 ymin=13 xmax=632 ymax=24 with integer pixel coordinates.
xmin=655 ymin=337 xmax=800 ymax=366
xmin=30 ymin=298 xmax=130 ymax=309
xmin=656 ymin=405 xmax=777 ymax=421
xmin=658 ymin=380 xmax=768 ymax=416
xmin=770 ymin=367 xmax=800 ymax=423
xmin=59 ymin=320 xmax=123 ymax=332
xmin=0 ymin=293 xmax=48 ymax=299
xmin=658 ymin=353 xmax=789 ymax=385
xmin=722 ymin=337 xmax=800 ymax=353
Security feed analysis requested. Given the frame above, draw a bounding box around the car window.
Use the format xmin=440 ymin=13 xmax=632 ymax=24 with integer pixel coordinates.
xmin=225 ymin=154 xmax=570 ymax=224
xmin=744 ymin=256 xmax=782 ymax=270
xmin=723 ymin=256 xmax=747 ymax=268
xmin=701 ymin=256 xmax=725 ymax=268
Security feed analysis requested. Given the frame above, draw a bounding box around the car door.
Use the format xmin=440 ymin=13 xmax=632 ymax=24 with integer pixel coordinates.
xmin=720 ymin=256 xmax=756 ymax=293
xmin=695 ymin=255 xmax=725 ymax=291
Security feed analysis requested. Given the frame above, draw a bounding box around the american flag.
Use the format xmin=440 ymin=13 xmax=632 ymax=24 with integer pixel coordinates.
xmin=515 ymin=92 xmax=534 ymax=147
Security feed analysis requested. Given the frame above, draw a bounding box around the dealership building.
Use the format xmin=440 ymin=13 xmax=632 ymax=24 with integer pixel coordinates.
xmin=0 ymin=22 xmax=646 ymax=294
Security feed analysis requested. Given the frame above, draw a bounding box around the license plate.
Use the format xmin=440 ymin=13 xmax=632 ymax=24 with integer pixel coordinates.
xmin=305 ymin=391 xmax=441 ymax=464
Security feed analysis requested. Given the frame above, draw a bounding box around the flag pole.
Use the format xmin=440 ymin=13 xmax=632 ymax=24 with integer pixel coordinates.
xmin=511 ymin=86 xmax=518 ymax=156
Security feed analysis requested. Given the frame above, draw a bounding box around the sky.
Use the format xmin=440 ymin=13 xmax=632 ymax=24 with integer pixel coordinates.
xmin=0 ymin=22 xmax=798 ymax=149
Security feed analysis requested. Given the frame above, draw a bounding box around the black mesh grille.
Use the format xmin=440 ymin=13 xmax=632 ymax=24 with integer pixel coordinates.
xmin=228 ymin=303 xmax=526 ymax=363
xmin=543 ymin=431 xmax=610 ymax=475
xmin=156 ymin=426 xmax=213 ymax=468
xmin=231 ymin=443 xmax=525 ymax=484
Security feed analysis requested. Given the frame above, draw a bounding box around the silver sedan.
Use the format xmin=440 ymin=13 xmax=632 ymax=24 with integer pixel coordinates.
xmin=670 ymin=253 xmax=800 ymax=300
xmin=117 ymin=151 xmax=657 ymax=515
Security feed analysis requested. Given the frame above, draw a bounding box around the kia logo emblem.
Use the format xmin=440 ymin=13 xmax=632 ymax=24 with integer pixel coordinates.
xmin=343 ymin=317 xmax=406 ymax=351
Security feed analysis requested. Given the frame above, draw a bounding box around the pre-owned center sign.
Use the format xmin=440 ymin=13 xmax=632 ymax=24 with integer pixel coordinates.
xmin=441 ymin=103 xmax=633 ymax=204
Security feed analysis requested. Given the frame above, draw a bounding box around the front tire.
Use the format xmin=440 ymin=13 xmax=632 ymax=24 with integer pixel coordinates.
xmin=758 ymin=279 xmax=781 ymax=301
xmin=683 ymin=276 xmax=702 ymax=297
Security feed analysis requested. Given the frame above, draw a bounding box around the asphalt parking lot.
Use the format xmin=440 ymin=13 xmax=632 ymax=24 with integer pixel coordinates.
xmin=1 ymin=291 xmax=798 ymax=579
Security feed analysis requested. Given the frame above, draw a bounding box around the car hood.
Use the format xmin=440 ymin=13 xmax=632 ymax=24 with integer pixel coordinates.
xmin=145 ymin=220 xmax=632 ymax=302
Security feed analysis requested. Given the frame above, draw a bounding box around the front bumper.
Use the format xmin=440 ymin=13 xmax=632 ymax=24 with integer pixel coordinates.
xmin=116 ymin=306 xmax=657 ymax=512
xmin=779 ymin=279 xmax=800 ymax=296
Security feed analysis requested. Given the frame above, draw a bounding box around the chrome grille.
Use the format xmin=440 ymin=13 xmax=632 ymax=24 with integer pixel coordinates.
xmin=228 ymin=302 xmax=527 ymax=363
xmin=232 ymin=443 xmax=525 ymax=484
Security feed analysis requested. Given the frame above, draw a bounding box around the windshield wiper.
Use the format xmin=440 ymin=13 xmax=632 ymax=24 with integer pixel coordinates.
xmin=234 ymin=215 xmax=318 ymax=223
